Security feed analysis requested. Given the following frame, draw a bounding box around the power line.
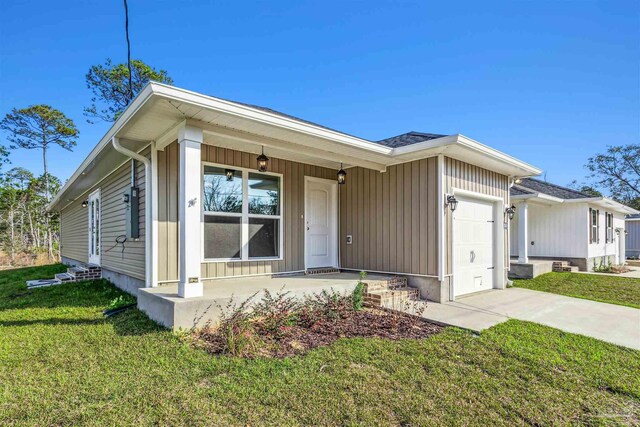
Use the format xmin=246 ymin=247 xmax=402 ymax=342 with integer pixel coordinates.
xmin=124 ymin=0 xmax=133 ymax=102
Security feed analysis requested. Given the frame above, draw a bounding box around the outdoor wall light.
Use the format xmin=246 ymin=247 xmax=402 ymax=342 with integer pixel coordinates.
xmin=257 ymin=146 xmax=269 ymax=172
xmin=514 ymin=178 xmax=522 ymax=184
xmin=337 ymin=162 xmax=347 ymax=185
xmin=81 ymin=200 xmax=88 ymax=208
xmin=505 ymin=205 xmax=517 ymax=220
xmin=446 ymin=195 xmax=458 ymax=212
xmin=225 ymin=169 xmax=235 ymax=181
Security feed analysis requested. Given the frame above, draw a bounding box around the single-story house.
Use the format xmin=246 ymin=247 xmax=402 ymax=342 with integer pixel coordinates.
xmin=48 ymin=82 xmax=542 ymax=327
xmin=509 ymin=178 xmax=638 ymax=277
xmin=626 ymin=214 xmax=640 ymax=258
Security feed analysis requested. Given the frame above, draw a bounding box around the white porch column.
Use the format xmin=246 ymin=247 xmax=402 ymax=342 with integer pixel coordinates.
xmin=178 ymin=124 xmax=203 ymax=298
xmin=518 ymin=202 xmax=529 ymax=263
xmin=617 ymin=228 xmax=626 ymax=265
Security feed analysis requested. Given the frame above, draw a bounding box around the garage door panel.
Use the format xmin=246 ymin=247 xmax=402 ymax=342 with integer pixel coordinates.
xmin=453 ymin=196 xmax=495 ymax=297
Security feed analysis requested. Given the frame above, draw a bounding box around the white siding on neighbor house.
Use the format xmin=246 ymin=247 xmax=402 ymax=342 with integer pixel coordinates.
xmin=587 ymin=205 xmax=625 ymax=261
xmin=627 ymin=220 xmax=640 ymax=257
xmin=510 ymin=202 xmax=587 ymax=259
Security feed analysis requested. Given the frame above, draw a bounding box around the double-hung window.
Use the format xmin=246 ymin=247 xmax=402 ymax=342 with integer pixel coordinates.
xmin=202 ymin=164 xmax=282 ymax=261
xmin=589 ymin=208 xmax=599 ymax=244
xmin=605 ymin=212 xmax=613 ymax=243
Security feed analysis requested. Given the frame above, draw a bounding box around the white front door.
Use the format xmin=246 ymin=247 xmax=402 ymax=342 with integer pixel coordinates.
xmin=305 ymin=178 xmax=338 ymax=269
xmin=453 ymin=195 xmax=495 ymax=297
xmin=87 ymin=190 xmax=101 ymax=265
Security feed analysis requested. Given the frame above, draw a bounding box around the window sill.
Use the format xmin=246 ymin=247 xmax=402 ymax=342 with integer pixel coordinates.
xmin=202 ymin=257 xmax=283 ymax=263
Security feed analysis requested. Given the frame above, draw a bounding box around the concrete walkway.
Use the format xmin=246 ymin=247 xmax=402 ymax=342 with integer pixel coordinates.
xmin=575 ymin=267 xmax=640 ymax=279
xmin=420 ymin=288 xmax=640 ymax=350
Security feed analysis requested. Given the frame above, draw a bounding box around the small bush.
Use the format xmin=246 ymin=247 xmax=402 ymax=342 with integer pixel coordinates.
xmin=251 ymin=288 xmax=299 ymax=338
xmin=352 ymin=282 xmax=365 ymax=310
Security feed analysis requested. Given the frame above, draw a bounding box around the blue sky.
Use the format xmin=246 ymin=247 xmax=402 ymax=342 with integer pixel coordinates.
xmin=1 ymin=1 xmax=638 ymax=190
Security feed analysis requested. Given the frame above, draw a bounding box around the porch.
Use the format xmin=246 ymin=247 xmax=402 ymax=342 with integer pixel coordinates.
xmin=138 ymin=272 xmax=393 ymax=329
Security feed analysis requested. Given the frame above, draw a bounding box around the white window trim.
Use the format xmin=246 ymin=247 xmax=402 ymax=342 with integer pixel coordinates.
xmin=201 ymin=161 xmax=284 ymax=263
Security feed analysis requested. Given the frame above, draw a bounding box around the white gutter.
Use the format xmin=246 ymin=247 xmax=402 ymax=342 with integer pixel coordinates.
xmin=111 ymin=137 xmax=155 ymax=288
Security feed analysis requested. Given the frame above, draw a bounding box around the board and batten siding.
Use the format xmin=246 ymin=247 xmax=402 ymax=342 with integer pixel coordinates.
xmin=510 ymin=202 xmax=587 ymax=259
xmin=156 ymin=142 xmax=338 ymax=282
xmin=443 ymin=157 xmax=510 ymax=275
xmin=339 ymin=158 xmax=439 ymax=276
xmin=60 ymin=149 xmax=148 ymax=280
xmin=627 ymin=220 xmax=640 ymax=257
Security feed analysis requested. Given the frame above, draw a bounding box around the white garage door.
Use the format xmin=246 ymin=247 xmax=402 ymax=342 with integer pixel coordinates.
xmin=453 ymin=196 xmax=495 ymax=297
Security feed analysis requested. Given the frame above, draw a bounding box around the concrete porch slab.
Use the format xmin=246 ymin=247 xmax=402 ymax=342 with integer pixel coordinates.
xmin=138 ymin=272 xmax=389 ymax=330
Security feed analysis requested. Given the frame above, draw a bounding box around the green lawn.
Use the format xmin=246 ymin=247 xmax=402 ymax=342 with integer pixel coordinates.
xmin=514 ymin=272 xmax=640 ymax=309
xmin=1 ymin=265 xmax=639 ymax=426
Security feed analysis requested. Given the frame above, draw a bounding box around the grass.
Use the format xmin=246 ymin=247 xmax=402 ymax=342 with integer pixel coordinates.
xmin=514 ymin=272 xmax=640 ymax=309
xmin=1 ymin=265 xmax=639 ymax=426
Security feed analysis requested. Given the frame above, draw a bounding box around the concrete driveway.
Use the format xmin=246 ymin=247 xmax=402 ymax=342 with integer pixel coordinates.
xmin=421 ymin=288 xmax=640 ymax=350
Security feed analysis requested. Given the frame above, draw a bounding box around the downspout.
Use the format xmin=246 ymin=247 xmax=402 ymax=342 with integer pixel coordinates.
xmin=111 ymin=137 xmax=154 ymax=288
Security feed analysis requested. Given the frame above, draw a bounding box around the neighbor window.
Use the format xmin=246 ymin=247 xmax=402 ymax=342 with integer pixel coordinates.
xmin=202 ymin=164 xmax=282 ymax=260
xmin=589 ymin=208 xmax=599 ymax=244
xmin=605 ymin=212 xmax=613 ymax=243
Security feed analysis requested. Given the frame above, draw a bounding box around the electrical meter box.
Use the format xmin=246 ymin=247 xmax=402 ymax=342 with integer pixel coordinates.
xmin=125 ymin=186 xmax=140 ymax=239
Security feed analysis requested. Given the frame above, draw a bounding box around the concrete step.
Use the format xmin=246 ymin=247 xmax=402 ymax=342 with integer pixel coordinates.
xmin=26 ymin=278 xmax=62 ymax=289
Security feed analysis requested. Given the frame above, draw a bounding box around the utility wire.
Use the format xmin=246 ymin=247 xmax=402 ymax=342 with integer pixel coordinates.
xmin=124 ymin=0 xmax=133 ymax=102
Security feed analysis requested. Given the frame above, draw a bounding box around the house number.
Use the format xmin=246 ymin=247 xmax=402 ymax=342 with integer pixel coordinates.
xmin=188 ymin=277 xmax=199 ymax=283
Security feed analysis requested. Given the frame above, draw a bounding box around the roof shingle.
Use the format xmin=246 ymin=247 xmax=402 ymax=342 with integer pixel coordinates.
xmin=511 ymin=178 xmax=592 ymax=200
xmin=375 ymin=131 xmax=448 ymax=148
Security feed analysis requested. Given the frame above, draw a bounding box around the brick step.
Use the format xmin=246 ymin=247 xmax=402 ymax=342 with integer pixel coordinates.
xmin=55 ymin=273 xmax=75 ymax=282
xmin=362 ymin=276 xmax=408 ymax=292
xmin=305 ymin=267 xmax=340 ymax=275
xmin=562 ymin=266 xmax=579 ymax=272
xmin=68 ymin=265 xmax=102 ymax=280
xmin=26 ymin=264 xmax=102 ymax=288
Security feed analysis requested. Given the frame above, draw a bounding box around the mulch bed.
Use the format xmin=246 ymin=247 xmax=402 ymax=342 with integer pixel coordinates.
xmin=193 ymin=308 xmax=443 ymax=358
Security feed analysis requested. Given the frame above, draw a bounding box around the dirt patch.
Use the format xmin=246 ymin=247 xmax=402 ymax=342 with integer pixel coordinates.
xmin=193 ymin=308 xmax=443 ymax=358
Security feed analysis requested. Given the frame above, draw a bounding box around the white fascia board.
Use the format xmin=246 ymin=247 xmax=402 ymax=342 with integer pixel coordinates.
xmin=149 ymin=82 xmax=391 ymax=155
xmin=390 ymin=134 xmax=542 ymax=177
xmin=511 ymin=192 xmax=563 ymax=204
xmin=567 ymin=197 xmax=640 ymax=215
xmin=47 ymin=84 xmax=156 ymax=211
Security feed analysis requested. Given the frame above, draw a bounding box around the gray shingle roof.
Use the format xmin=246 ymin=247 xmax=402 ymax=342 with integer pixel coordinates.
xmin=511 ymin=178 xmax=593 ymax=200
xmin=375 ymin=131 xmax=448 ymax=148
xmin=218 ymin=95 xmax=449 ymax=148
xmin=510 ymin=186 xmax=534 ymax=196
xmin=627 ymin=213 xmax=640 ymax=220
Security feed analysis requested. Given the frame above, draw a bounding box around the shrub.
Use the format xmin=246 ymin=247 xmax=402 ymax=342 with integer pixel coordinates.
xmin=352 ymin=282 xmax=365 ymax=311
xmin=251 ymin=288 xmax=299 ymax=338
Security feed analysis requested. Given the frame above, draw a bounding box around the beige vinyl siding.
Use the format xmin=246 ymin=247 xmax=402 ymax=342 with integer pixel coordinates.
xmin=443 ymin=157 xmax=510 ymax=275
xmin=60 ymin=198 xmax=89 ymax=264
xmin=100 ymin=151 xmax=147 ymax=279
xmin=156 ymin=142 xmax=337 ymax=282
xmin=340 ymin=158 xmax=439 ymax=276
xmin=59 ymin=148 xmax=148 ymax=280
xmin=157 ymin=142 xmax=180 ymax=282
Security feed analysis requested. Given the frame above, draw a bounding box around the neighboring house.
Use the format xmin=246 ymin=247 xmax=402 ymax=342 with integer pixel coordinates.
xmin=626 ymin=214 xmax=640 ymax=258
xmin=48 ymin=82 xmax=541 ymax=325
xmin=509 ymin=178 xmax=638 ymax=275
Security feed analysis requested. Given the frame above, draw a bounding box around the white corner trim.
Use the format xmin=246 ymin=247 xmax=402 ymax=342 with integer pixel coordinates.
xmin=437 ymin=154 xmax=444 ymax=282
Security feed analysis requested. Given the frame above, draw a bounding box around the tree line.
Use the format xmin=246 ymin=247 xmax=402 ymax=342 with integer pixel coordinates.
xmin=0 ymin=59 xmax=172 ymax=267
